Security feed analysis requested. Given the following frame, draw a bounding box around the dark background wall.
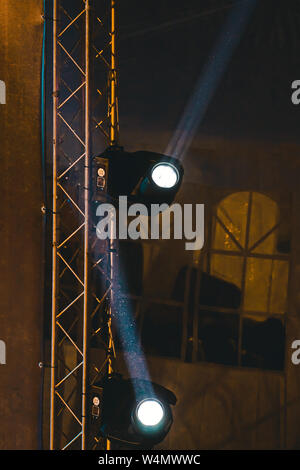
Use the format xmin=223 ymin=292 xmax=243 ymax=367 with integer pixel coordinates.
xmin=1 ymin=0 xmax=300 ymax=450
xmin=0 ymin=0 xmax=43 ymax=449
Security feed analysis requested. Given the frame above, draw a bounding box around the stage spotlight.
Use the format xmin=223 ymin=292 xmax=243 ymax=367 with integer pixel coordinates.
xmin=151 ymin=163 xmax=179 ymax=189
xmin=136 ymin=399 xmax=164 ymax=427
xmin=92 ymin=147 xmax=184 ymax=206
xmin=90 ymin=374 xmax=176 ymax=448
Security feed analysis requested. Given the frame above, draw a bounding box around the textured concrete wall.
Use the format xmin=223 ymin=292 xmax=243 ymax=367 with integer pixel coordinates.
xmin=0 ymin=1 xmax=43 ymax=449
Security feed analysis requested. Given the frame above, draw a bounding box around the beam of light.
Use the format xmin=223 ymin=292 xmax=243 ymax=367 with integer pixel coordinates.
xmin=165 ymin=0 xmax=257 ymax=161
xmin=109 ymin=243 xmax=154 ymax=401
xmin=94 ymin=208 xmax=154 ymax=399
xmin=112 ymin=292 xmax=154 ymax=399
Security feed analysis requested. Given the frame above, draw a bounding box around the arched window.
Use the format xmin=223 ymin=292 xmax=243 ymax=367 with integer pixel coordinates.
xmin=212 ymin=191 xmax=289 ymax=315
xmin=198 ymin=191 xmax=290 ymax=370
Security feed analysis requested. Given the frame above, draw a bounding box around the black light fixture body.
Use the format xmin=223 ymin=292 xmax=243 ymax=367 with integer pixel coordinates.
xmin=89 ymin=374 xmax=176 ymax=448
xmin=92 ymin=146 xmax=184 ymax=206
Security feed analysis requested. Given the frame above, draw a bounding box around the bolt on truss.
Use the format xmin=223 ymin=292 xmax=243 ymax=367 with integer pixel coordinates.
xmin=50 ymin=0 xmax=118 ymax=450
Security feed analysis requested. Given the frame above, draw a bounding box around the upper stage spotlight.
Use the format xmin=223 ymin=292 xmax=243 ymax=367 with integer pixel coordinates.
xmin=92 ymin=146 xmax=184 ymax=206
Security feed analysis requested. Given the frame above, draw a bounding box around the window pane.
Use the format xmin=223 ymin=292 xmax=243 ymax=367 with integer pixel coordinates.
xmin=241 ymin=315 xmax=285 ymax=370
xmin=244 ymin=258 xmax=272 ymax=312
xmin=244 ymin=258 xmax=288 ymax=313
xmin=172 ymin=266 xmax=241 ymax=309
xmin=214 ymin=192 xmax=249 ymax=250
xmin=213 ymin=219 xmax=241 ymax=251
xmin=198 ymin=311 xmax=239 ymax=366
xmin=249 ymin=192 xmax=278 ymax=254
xmin=211 ymin=254 xmax=243 ymax=289
xmin=251 ymin=234 xmax=277 ymax=255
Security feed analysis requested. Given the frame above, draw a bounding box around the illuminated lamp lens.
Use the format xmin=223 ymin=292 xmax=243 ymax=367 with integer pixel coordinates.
xmin=151 ymin=163 xmax=179 ymax=189
xmin=136 ymin=399 xmax=164 ymax=427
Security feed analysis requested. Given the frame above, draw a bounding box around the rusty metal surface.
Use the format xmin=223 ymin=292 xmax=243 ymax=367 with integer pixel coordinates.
xmin=0 ymin=0 xmax=43 ymax=449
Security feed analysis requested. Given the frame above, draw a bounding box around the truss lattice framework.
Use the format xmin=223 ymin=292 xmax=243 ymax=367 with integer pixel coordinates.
xmin=50 ymin=0 xmax=118 ymax=450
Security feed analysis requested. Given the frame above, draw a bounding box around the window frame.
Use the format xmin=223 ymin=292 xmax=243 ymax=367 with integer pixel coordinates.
xmin=125 ymin=188 xmax=292 ymax=372
xmin=192 ymin=189 xmax=292 ymax=370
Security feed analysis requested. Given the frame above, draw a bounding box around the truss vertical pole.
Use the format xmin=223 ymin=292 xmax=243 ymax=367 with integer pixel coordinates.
xmin=50 ymin=0 xmax=118 ymax=450
xmin=106 ymin=1 xmax=118 ymax=450
xmin=110 ymin=0 xmax=118 ymax=145
xmin=50 ymin=0 xmax=58 ymax=450
xmin=108 ymin=0 xmax=117 ymax=376
xmin=82 ymin=0 xmax=91 ymax=450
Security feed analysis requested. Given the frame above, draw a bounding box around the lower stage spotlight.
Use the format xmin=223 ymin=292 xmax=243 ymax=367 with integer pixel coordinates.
xmin=90 ymin=374 xmax=176 ymax=448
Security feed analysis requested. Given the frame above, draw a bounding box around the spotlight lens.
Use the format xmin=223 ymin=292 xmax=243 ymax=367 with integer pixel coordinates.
xmin=151 ymin=163 xmax=179 ymax=189
xmin=136 ymin=399 xmax=164 ymax=426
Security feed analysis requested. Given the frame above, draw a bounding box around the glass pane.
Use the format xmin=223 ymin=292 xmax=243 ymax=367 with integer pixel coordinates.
xmin=241 ymin=315 xmax=285 ymax=370
xmin=244 ymin=258 xmax=289 ymax=313
xmin=214 ymin=192 xmax=249 ymax=249
xmin=249 ymin=192 xmax=278 ymax=254
xmin=251 ymin=233 xmax=277 ymax=254
xmin=213 ymin=219 xmax=241 ymax=251
xmin=244 ymin=258 xmax=273 ymax=312
xmin=211 ymin=254 xmax=243 ymax=289
xmin=198 ymin=311 xmax=239 ymax=366
xmin=172 ymin=266 xmax=241 ymax=309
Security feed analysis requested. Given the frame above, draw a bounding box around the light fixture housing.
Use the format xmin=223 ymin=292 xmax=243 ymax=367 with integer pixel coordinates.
xmin=93 ymin=147 xmax=184 ymax=206
xmin=90 ymin=375 xmax=176 ymax=448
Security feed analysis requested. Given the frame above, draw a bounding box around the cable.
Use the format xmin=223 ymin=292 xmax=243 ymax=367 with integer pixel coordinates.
xmin=38 ymin=0 xmax=47 ymax=451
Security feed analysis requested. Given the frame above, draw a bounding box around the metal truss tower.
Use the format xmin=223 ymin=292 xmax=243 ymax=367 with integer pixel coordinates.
xmin=50 ymin=0 xmax=118 ymax=450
